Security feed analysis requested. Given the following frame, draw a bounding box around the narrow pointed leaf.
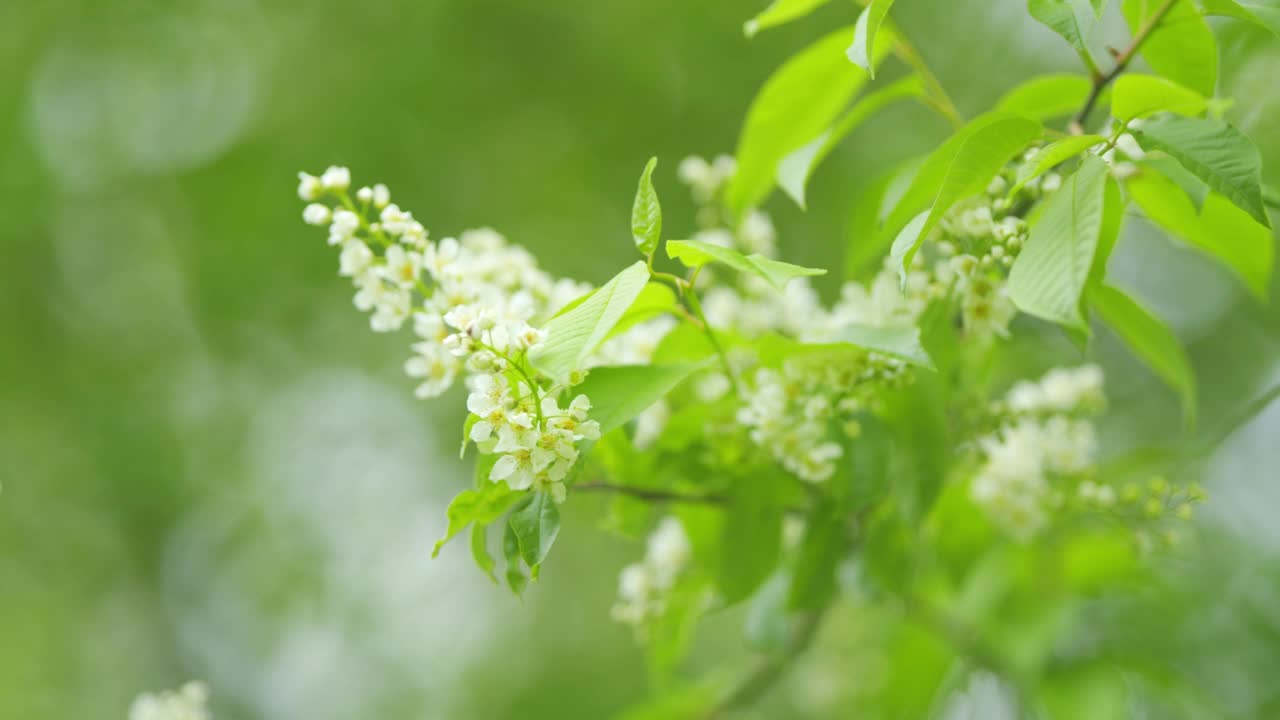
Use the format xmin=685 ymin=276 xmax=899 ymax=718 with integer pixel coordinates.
xmin=1009 ymin=154 xmax=1111 ymax=328
xmin=1111 ymin=74 xmax=1208 ymax=121
xmin=471 ymin=523 xmax=498 ymax=584
xmin=847 ymin=0 xmax=898 ymax=77
xmin=666 ymin=239 xmax=826 ymax=291
xmin=744 ymin=0 xmax=834 ymax=37
xmin=1009 ymin=135 xmax=1106 ymax=197
xmin=1201 ymin=0 xmax=1280 ymax=39
xmin=996 ymin=73 xmax=1093 ymax=121
xmin=433 ymin=482 xmax=521 ymax=557
xmin=632 ymin=157 xmax=662 ymax=257
xmin=509 ymin=491 xmax=561 ymax=572
xmin=530 ymin=261 xmax=651 ymax=382
xmin=1028 ymin=0 xmax=1094 ymax=51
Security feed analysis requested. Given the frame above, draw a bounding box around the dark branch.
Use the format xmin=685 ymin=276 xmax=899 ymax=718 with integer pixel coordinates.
xmin=1070 ymin=0 xmax=1179 ymax=134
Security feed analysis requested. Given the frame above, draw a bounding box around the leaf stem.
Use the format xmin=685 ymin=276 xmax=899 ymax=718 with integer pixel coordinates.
xmin=576 ymin=481 xmax=730 ymax=506
xmin=684 ymin=285 xmax=743 ymax=398
xmin=1070 ymin=0 xmax=1179 ymax=133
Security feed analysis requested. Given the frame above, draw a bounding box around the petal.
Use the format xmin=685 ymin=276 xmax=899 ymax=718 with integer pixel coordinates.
xmin=489 ymin=455 xmax=517 ymax=481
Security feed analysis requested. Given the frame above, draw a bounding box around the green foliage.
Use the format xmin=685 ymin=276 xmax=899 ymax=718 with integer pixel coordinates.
xmin=847 ymin=0 xmax=898 ymax=78
xmin=471 ymin=523 xmax=499 ymax=584
xmin=1201 ymin=0 xmax=1280 ymax=38
xmin=889 ymin=111 xmax=1043 ymax=276
xmin=508 ymin=491 xmax=562 ymax=577
xmin=575 ymin=363 xmax=706 ymax=434
xmin=1111 ymin=74 xmax=1208 ymax=120
xmin=631 ymin=157 xmax=662 ymax=258
xmin=778 ymin=75 xmax=925 ymax=209
xmin=718 ymin=472 xmax=783 ymax=605
xmin=665 ymin=238 xmax=826 ymax=290
xmin=1028 ymin=0 xmax=1096 ymax=52
xmin=743 ymin=0 xmax=835 ymax=38
xmin=432 ymin=482 xmax=521 ymax=557
xmin=726 ymin=26 xmax=893 ymax=216
xmin=1089 ymin=283 xmax=1197 ymax=426
xmin=1134 ymin=115 xmax=1271 ymax=227
xmin=1128 ymin=163 xmax=1274 ymax=299
xmin=1122 ymin=0 xmax=1218 ymax=97
xmin=1010 ymin=154 xmax=1114 ymax=328
xmin=530 ymin=261 xmax=651 ymax=382
xmin=1009 ymin=134 xmax=1106 ymax=196
xmin=996 ymin=73 xmax=1093 ymax=120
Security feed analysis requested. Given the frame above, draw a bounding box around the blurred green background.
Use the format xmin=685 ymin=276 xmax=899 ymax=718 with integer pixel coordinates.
xmin=2 ymin=1 xmax=1279 ymax=718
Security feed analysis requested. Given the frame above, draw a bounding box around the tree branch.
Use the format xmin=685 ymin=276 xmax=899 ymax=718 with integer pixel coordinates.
xmin=575 ymin=481 xmax=730 ymax=506
xmin=1070 ymin=0 xmax=1179 ymax=134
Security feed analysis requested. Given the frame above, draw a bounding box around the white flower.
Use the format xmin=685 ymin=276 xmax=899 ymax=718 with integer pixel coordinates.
xmin=370 ymin=287 xmax=411 ymax=332
xmin=328 ymin=209 xmax=359 ymax=246
xmin=646 ymin=516 xmax=691 ymax=589
xmin=404 ymin=342 xmax=459 ymax=398
xmin=355 ymin=186 xmax=373 ymax=203
xmin=297 ymin=172 xmax=322 ymax=201
xmin=1040 ymin=172 xmax=1062 ymax=194
xmin=373 ymin=183 xmax=391 ymax=208
xmin=320 ymin=165 xmax=351 ymax=191
xmin=302 ymin=203 xmax=331 ymax=226
xmin=382 ymin=244 xmax=422 ymax=288
xmin=739 ymin=210 xmax=777 ymax=257
xmin=380 ymin=203 xmax=415 ymax=236
xmin=129 ymin=682 xmax=210 ymax=720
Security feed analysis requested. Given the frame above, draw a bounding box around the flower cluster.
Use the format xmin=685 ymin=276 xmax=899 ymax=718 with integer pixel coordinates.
xmin=128 ymin=682 xmax=210 ymax=720
xmin=972 ymin=365 xmax=1105 ymax=539
xmin=612 ymin=516 xmax=694 ymax=630
xmin=298 ymin=166 xmax=589 ymax=399
xmin=467 ymin=373 xmax=601 ymax=503
xmin=739 ymin=353 xmax=910 ymax=483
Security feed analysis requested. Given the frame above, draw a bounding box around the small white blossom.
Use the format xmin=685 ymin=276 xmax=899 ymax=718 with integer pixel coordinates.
xmin=320 ymin=165 xmax=351 ymax=191
xmin=373 ymin=183 xmax=391 ymax=208
xmin=297 ymin=172 xmax=322 ymax=201
xmin=302 ymin=203 xmax=331 ymax=226
xmin=128 ymin=682 xmax=210 ymax=720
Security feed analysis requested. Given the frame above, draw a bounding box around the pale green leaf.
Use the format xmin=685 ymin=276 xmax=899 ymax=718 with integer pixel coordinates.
xmin=632 ymin=157 xmax=662 ymax=257
xmin=847 ymin=0 xmax=898 ymax=78
xmin=1134 ymin=115 xmax=1271 ymax=227
xmin=575 ymin=363 xmax=707 ymax=435
xmin=1122 ymin=0 xmax=1218 ymax=97
xmin=470 ymin=523 xmax=498 ymax=584
xmin=509 ymin=491 xmax=561 ymax=574
xmin=755 ymin=324 xmax=934 ymax=369
xmin=1091 ymin=0 xmax=1109 ymax=15
xmin=888 ymin=111 xmax=1043 ymax=277
xmin=718 ymin=472 xmax=782 ymax=605
xmin=1009 ymin=135 xmax=1106 ymax=197
xmin=1201 ymin=0 xmax=1280 ymax=38
xmin=995 ymin=73 xmax=1093 ymax=121
xmin=530 ymin=261 xmax=651 ymax=383
xmin=1089 ymin=283 xmax=1197 ymax=427
xmin=1127 ymin=167 xmax=1273 ymax=300
xmin=432 ymin=482 xmax=522 ymax=557
xmin=744 ymin=0 xmax=834 ymax=37
xmin=1111 ymin=74 xmax=1208 ymax=120
xmin=726 ymin=26 xmax=893 ymax=216
xmin=1141 ymin=155 xmax=1208 ymax=210
xmin=666 ymin=239 xmax=826 ymax=291
xmin=778 ymin=75 xmax=925 ymax=209
xmin=1028 ymin=0 xmax=1095 ymax=51
xmin=503 ymin=521 xmax=528 ymax=597
xmin=1009 ymin=154 xmax=1111 ymax=328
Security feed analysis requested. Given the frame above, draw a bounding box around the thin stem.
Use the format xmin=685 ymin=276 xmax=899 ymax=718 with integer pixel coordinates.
xmin=685 ymin=285 xmax=743 ymax=398
xmin=575 ymin=481 xmax=730 ymax=506
xmin=893 ymin=41 xmax=963 ymax=129
xmin=1071 ymin=0 xmax=1179 ymax=133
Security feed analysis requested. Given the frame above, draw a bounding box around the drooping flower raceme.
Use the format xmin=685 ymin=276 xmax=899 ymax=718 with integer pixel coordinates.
xmin=612 ymin=516 xmax=694 ymax=630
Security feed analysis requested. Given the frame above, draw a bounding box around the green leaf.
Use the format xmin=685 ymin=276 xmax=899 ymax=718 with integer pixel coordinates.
xmin=778 ymin=75 xmax=925 ymax=209
xmin=995 ymin=73 xmax=1093 ymax=121
xmin=1201 ymin=0 xmax=1280 ymax=39
xmin=502 ymin=521 xmax=528 ymax=597
xmin=1091 ymin=0 xmax=1109 ymax=15
xmin=1141 ymin=155 xmax=1208 ymax=210
xmin=846 ymin=414 xmax=893 ymax=506
xmin=888 ymin=111 xmax=1043 ymax=277
xmin=755 ymin=324 xmax=934 ymax=369
xmin=847 ymin=0 xmax=898 ymax=78
xmin=508 ymin=491 xmax=561 ymax=575
xmin=461 ymin=414 xmax=479 ymax=459
xmin=608 ymin=282 xmax=680 ymax=338
xmin=1009 ymin=154 xmax=1111 ymax=329
xmin=1127 ymin=167 xmax=1273 ymax=300
xmin=1121 ymin=0 xmax=1218 ymax=97
xmin=574 ymin=363 xmax=706 ymax=434
xmin=470 ymin=523 xmax=498 ymax=584
xmin=743 ymin=0 xmax=834 ymax=37
xmin=726 ymin=26 xmax=893 ymax=216
xmin=845 ymin=166 xmax=897 ymax=279
xmin=1111 ymin=74 xmax=1208 ymax=121
xmin=432 ymin=482 xmax=522 ymax=557
xmin=1134 ymin=115 xmax=1271 ymax=228
xmin=718 ymin=472 xmax=782 ymax=605
xmin=530 ymin=261 xmax=651 ymax=383
xmin=631 ymin=157 xmax=662 ymax=257
xmin=1089 ymin=283 xmax=1197 ymax=428
xmin=666 ymin=239 xmax=826 ymax=291
xmin=1009 ymin=135 xmax=1106 ymax=197
xmin=1028 ymin=0 xmax=1095 ymax=51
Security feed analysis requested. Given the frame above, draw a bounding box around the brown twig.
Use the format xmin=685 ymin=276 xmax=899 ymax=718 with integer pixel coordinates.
xmin=1070 ymin=0 xmax=1179 ymax=134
